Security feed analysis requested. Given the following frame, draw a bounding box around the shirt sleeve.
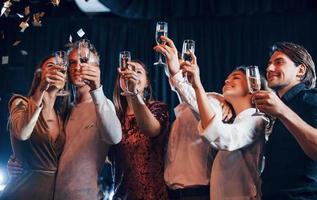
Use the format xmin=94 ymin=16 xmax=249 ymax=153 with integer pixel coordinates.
xmin=169 ymin=70 xmax=199 ymax=114
xmin=9 ymin=95 xmax=43 ymax=140
xmin=198 ymin=104 xmax=267 ymax=151
xmin=90 ymin=86 xmax=122 ymax=145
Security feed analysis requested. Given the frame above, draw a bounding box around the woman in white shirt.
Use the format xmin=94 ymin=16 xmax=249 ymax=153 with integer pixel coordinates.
xmin=182 ymin=54 xmax=271 ymax=200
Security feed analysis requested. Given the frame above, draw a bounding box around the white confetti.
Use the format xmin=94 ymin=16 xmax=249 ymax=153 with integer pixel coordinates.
xmin=2 ymin=56 xmax=9 ymax=64
xmin=1 ymin=1 xmax=12 ymax=17
xmin=16 ymin=13 xmax=24 ymax=18
xmin=20 ymin=50 xmax=28 ymax=56
xmin=19 ymin=21 xmax=29 ymax=32
xmin=69 ymin=34 xmax=73 ymax=43
xmin=77 ymin=28 xmax=85 ymax=38
xmin=12 ymin=40 xmax=21 ymax=46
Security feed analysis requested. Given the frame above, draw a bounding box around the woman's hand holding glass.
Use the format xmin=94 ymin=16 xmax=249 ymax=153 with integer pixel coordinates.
xmin=118 ymin=61 xmax=140 ymax=94
xmin=153 ymin=36 xmax=180 ymax=76
xmin=180 ymin=52 xmax=201 ymax=89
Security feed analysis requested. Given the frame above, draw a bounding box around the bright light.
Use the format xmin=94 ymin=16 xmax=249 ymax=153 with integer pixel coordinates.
xmin=74 ymin=0 xmax=111 ymax=13
xmin=0 ymin=168 xmax=7 ymax=191
xmin=0 ymin=170 xmax=3 ymax=184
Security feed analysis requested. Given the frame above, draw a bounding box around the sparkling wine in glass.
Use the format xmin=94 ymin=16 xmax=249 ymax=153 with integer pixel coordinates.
xmin=77 ymin=39 xmax=91 ymax=84
xmin=54 ymin=50 xmax=70 ymax=96
xmin=246 ymin=65 xmax=264 ymax=116
xmin=119 ymin=51 xmax=133 ymax=96
xmin=78 ymin=39 xmax=90 ymax=64
xmin=182 ymin=39 xmax=195 ymax=82
xmin=154 ymin=21 xmax=168 ymax=66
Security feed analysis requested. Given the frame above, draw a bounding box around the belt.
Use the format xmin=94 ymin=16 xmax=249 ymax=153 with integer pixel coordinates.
xmin=167 ymin=185 xmax=210 ymax=199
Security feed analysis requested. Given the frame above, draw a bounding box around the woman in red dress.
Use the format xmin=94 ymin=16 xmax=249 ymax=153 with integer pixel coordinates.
xmin=110 ymin=59 xmax=169 ymax=200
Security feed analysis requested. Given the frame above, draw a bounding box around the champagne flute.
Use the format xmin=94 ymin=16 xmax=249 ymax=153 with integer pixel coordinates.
xmin=77 ymin=39 xmax=91 ymax=84
xmin=182 ymin=39 xmax=195 ymax=82
xmin=78 ymin=39 xmax=90 ymax=63
xmin=119 ymin=51 xmax=133 ymax=96
xmin=246 ymin=65 xmax=264 ymax=116
xmin=154 ymin=21 xmax=168 ymax=66
xmin=54 ymin=50 xmax=70 ymax=96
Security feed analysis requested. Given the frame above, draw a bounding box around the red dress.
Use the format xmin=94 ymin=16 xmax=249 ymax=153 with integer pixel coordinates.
xmin=110 ymin=101 xmax=169 ymax=200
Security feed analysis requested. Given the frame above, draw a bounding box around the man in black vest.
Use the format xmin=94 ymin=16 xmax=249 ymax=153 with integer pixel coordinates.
xmin=253 ymin=42 xmax=317 ymax=200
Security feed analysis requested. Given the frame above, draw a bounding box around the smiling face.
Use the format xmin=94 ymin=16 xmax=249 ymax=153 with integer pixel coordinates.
xmin=222 ymin=70 xmax=250 ymax=103
xmin=266 ymin=51 xmax=302 ymax=91
xmin=119 ymin=61 xmax=148 ymax=93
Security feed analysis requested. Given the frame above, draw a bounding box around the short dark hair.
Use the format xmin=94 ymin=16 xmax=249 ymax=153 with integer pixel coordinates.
xmin=270 ymin=42 xmax=316 ymax=88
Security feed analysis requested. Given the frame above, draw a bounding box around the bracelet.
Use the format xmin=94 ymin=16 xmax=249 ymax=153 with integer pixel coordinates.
xmin=130 ymin=89 xmax=145 ymax=105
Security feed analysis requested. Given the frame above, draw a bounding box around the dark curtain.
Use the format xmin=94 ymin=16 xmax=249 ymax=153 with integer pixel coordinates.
xmin=1 ymin=10 xmax=317 ymax=166
xmin=100 ymin=0 xmax=317 ymax=19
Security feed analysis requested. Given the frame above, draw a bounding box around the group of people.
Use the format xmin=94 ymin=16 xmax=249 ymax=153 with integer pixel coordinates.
xmin=0 ymin=36 xmax=317 ymax=200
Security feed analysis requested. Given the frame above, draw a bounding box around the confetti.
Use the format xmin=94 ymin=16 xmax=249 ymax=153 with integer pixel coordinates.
xmin=2 ymin=56 xmax=9 ymax=64
xmin=69 ymin=34 xmax=72 ymax=43
xmin=1 ymin=1 xmax=12 ymax=17
xmin=16 ymin=13 xmax=24 ymax=18
xmin=51 ymin=0 xmax=60 ymax=7
xmin=20 ymin=50 xmax=28 ymax=56
xmin=24 ymin=6 xmax=30 ymax=16
xmin=19 ymin=21 xmax=29 ymax=32
xmin=77 ymin=28 xmax=85 ymax=38
xmin=12 ymin=40 xmax=21 ymax=46
xmin=32 ymin=12 xmax=45 ymax=27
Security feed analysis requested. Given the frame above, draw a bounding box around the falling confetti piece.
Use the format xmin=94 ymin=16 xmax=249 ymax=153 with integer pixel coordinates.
xmin=19 ymin=21 xmax=29 ymax=32
xmin=51 ymin=0 xmax=60 ymax=7
xmin=77 ymin=28 xmax=85 ymax=38
xmin=69 ymin=34 xmax=72 ymax=43
xmin=16 ymin=13 xmax=24 ymax=18
xmin=2 ymin=56 xmax=9 ymax=64
xmin=32 ymin=12 xmax=45 ymax=27
xmin=12 ymin=40 xmax=21 ymax=46
xmin=20 ymin=50 xmax=28 ymax=56
xmin=1 ymin=1 xmax=12 ymax=17
xmin=24 ymin=6 xmax=30 ymax=16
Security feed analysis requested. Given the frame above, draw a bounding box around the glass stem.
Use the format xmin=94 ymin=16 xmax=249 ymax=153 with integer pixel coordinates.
xmin=125 ymin=80 xmax=130 ymax=93
xmin=158 ymin=53 xmax=162 ymax=63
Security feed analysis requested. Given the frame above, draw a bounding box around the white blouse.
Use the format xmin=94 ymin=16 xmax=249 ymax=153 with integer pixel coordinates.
xmin=198 ymin=100 xmax=269 ymax=200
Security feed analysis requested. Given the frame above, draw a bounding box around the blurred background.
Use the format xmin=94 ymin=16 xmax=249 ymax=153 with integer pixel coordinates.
xmin=1 ymin=0 xmax=317 ymax=197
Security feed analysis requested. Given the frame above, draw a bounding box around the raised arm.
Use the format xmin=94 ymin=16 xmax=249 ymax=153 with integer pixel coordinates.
xmin=81 ymin=62 xmax=122 ymax=144
xmin=197 ymin=106 xmax=267 ymax=151
xmin=119 ymin=61 xmax=168 ymax=138
xmin=253 ymin=90 xmax=317 ymax=160
xmin=90 ymin=86 xmax=122 ymax=144
xmin=153 ymin=36 xmax=199 ymax=112
xmin=9 ymin=65 xmax=65 ymax=140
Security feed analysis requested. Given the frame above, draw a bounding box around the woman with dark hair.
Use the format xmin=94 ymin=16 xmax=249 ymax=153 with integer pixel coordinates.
xmin=182 ymin=53 xmax=272 ymax=199
xmin=110 ymin=59 xmax=169 ymax=199
xmin=1 ymin=55 xmax=68 ymax=200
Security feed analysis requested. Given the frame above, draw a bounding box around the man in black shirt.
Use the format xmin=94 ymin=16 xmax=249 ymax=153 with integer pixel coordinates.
xmin=253 ymin=42 xmax=317 ymax=200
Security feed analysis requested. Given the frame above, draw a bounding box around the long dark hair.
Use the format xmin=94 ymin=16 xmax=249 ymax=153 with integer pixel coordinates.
xmin=113 ymin=59 xmax=153 ymax=120
xmin=28 ymin=55 xmax=70 ymax=121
